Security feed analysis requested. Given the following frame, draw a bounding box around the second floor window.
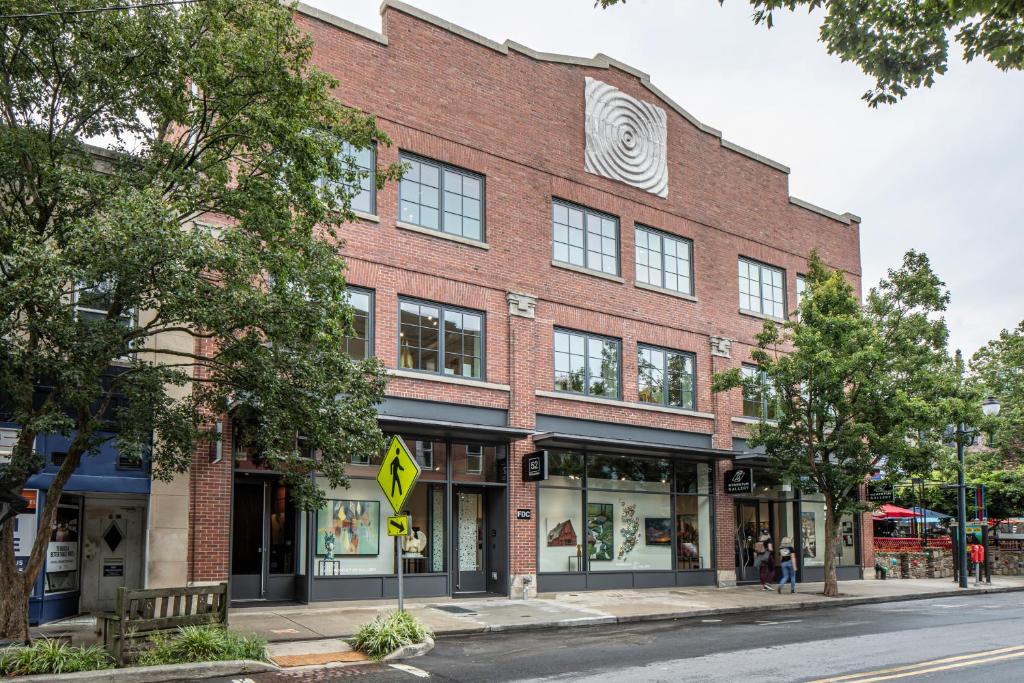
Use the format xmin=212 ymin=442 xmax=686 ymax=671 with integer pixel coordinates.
xmin=742 ymin=365 xmax=778 ymax=420
xmin=552 ymin=200 xmax=619 ymax=276
xmin=635 ymin=226 xmax=693 ymax=295
xmin=738 ymin=258 xmax=786 ymax=319
xmin=344 ymin=288 xmax=374 ymax=361
xmin=399 ymin=299 xmax=484 ymax=379
xmin=399 ymin=154 xmax=484 ymax=241
xmin=638 ymin=345 xmax=696 ymax=410
xmin=553 ymin=329 xmax=620 ymax=398
xmin=75 ymin=280 xmax=132 ymax=327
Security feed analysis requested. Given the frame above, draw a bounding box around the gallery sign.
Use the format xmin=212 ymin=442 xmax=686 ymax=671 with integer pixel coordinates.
xmin=867 ymin=484 xmax=895 ymax=502
xmin=724 ymin=468 xmax=754 ymax=494
xmin=522 ymin=450 xmax=548 ymax=482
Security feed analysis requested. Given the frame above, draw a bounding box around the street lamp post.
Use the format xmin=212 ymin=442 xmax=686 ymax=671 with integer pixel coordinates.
xmin=953 ymin=349 xmax=1001 ymax=589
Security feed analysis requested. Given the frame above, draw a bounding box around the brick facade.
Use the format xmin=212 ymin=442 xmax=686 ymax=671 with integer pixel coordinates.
xmin=187 ymin=1 xmax=867 ymax=592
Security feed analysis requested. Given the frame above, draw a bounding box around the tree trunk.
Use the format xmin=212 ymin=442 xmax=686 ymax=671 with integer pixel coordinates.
xmin=822 ymin=500 xmax=840 ymax=597
xmin=0 ymin=522 xmax=31 ymax=643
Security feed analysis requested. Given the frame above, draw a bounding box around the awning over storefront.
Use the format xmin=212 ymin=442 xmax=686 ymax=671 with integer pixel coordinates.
xmin=376 ymin=414 xmax=533 ymax=441
xmin=531 ymin=431 xmax=734 ymax=461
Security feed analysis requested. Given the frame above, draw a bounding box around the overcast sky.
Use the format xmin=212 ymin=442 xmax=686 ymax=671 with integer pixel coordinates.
xmin=309 ymin=0 xmax=1024 ymax=357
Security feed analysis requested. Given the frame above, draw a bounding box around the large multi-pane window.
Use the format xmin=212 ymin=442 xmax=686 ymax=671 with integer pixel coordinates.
xmin=637 ymin=345 xmax=696 ymax=410
xmin=635 ymin=226 xmax=693 ymax=295
xmin=399 ymin=299 xmax=483 ymax=379
xmin=537 ymin=452 xmax=714 ymax=573
xmin=738 ymin=258 xmax=786 ymax=319
xmin=322 ymin=142 xmax=375 ymax=215
xmin=399 ymin=153 xmax=484 ymax=241
xmin=742 ymin=365 xmax=778 ymax=420
xmin=75 ymin=281 xmax=132 ymax=326
xmin=552 ymin=200 xmax=619 ymax=276
xmin=343 ymin=288 xmax=373 ymax=360
xmin=553 ymin=329 xmax=620 ymax=398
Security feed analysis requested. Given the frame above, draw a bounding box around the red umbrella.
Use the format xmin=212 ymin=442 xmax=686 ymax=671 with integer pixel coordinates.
xmin=873 ymin=503 xmax=917 ymax=519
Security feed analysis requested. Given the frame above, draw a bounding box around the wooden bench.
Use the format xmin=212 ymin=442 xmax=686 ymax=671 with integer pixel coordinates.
xmin=99 ymin=582 xmax=228 ymax=664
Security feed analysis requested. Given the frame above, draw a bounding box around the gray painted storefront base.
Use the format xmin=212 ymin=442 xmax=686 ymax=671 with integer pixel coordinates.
xmin=538 ymin=570 xmax=716 ymax=593
xmin=311 ymin=574 xmax=449 ymax=601
xmin=799 ymin=565 xmax=864 ymax=582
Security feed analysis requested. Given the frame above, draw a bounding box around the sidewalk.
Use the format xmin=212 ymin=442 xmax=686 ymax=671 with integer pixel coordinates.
xmin=229 ymin=576 xmax=1024 ymax=649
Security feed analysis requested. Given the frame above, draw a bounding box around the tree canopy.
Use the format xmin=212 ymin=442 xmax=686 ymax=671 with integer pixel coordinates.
xmin=596 ymin=0 xmax=1024 ymax=106
xmin=713 ymin=251 xmax=959 ymax=595
xmin=0 ymin=0 xmax=397 ymax=640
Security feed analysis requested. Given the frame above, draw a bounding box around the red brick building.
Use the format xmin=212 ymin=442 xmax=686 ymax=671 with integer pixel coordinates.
xmin=189 ymin=1 xmax=869 ymax=602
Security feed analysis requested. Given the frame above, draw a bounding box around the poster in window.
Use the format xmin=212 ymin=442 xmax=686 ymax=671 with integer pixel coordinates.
xmin=586 ymin=502 xmax=613 ymax=561
xmin=800 ymin=511 xmax=817 ymax=559
xmin=316 ymin=500 xmax=379 ymax=556
xmin=47 ymin=505 xmax=79 ymax=572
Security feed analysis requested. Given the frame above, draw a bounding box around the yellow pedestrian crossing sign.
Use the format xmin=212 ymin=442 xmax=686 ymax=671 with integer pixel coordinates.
xmin=387 ymin=515 xmax=411 ymax=537
xmin=377 ymin=435 xmax=420 ymax=514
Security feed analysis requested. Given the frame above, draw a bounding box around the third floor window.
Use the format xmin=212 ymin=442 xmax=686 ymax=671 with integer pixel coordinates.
xmin=552 ymin=200 xmax=619 ymax=276
xmin=399 ymin=153 xmax=484 ymax=242
xmin=635 ymin=226 xmax=693 ymax=295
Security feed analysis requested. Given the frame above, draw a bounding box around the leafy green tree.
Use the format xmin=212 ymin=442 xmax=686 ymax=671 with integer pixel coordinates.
xmin=713 ymin=251 xmax=960 ymax=596
xmin=972 ymin=321 xmax=1024 ymax=468
xmin=0 ymin=0 xmax=399 ymax=641
xmin=596 ymin=0 xmax=1024 ymax=106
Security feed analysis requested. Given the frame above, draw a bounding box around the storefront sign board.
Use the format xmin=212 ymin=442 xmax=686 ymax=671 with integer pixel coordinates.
xmin=516 ymin=509 xmax=532 ymax=520
xmin=376 ymin=436 xmax=421 ymax=514
xmin=724 ymin=468 xmax=754 ymax=494
xmin=867 ymin=484 xmax=895 ymax=502
xmin=522 ymin=450 xmax=548 ymax=482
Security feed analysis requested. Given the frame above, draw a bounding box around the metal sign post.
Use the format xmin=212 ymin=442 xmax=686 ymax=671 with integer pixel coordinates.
xmin=377 ymin=436 xmax=420 ymax=612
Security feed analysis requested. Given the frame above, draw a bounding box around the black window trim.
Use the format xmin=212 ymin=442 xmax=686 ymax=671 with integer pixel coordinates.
xmin=398 ymin=151 xmax=487 ymax=242
xmin=397 ymin=296 xmax=487 ymax=381
xmin=344 ymin=285 xmax=375 ymax=360
xmin=346 ymin=140 xmax=377 ymax=216
xmin=551 ymin=197 xmax=621 ymax=277
xmin=552 ymin=326 xmax=623 ymax=400
xmin=634 ymin=224 xmax=695 ymax=296
xmin=738 ymin=255 xmax=788 ymax=320
xmin=636 ymin=342 xmax=698 ymax=411
xmin=741 ymin=363 xmax=776 ymax=419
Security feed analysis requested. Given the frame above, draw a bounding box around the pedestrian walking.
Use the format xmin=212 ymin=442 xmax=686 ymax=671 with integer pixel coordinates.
xmin=755 ymin=530 xmax=775 ymax=590
xmin=777 ymin=536 xmax=797 ymax=594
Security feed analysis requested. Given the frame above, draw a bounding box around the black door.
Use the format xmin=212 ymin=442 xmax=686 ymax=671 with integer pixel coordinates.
xmin=485 ymin=489 xmax=507 ymax=595
xmin=231 ymin=482 xmax=265 ymax=600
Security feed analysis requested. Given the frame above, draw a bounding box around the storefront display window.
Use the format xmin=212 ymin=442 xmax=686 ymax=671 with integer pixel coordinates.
xmin=45 ymin=502 xmax=81 ymax=594
xmin=798 ymin=496 xmax=856 ymax=567
xmin=539 ymin=452 xmax=714 ymax=575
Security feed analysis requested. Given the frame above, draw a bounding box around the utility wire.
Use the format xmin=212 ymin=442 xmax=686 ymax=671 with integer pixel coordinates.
xmin=0 ymin=0 xmax=206 ymax=20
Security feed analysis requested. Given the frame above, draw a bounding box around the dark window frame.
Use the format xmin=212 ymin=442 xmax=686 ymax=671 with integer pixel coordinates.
xmin=398 ymin=151 xmax=486 ymax=242
xmin=344 ymin=286 xmax=375 ymax=361
xmin=738 ymin=257 xmax=787 ymax=319
xmin=741 ymin=364 xmax=778 ymax=420
xmin=552 ymin=327 xmax=623 ymax=399
xmin=340 ymin=141 xmax=376 ymax=216
xmin=634 ymin=225 xmax=694 ymax=295
xmin=552 ymin=198 xmax=621 ymax=277
xmin=637 ymin=343 xmax=697 ymax=411
xmin=397 ymin=297 xmax=487 ymax=381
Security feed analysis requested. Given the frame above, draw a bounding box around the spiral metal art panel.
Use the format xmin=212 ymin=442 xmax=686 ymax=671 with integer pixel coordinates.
xmin=584 ymin=77 xmax=668 ymax=198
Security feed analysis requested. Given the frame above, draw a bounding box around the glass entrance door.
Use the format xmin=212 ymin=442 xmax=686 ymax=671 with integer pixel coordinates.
xmin=454 ymin=489 xmax=485 ymax=593
xmin=231 ymin=478 xmax=296 ymax=601
xmin=734 ymin=500 xmax=777 ymax=583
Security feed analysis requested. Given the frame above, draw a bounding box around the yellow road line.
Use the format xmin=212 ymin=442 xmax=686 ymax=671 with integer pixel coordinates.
xmin=808 ymin=644 xmax=1024 ymax=683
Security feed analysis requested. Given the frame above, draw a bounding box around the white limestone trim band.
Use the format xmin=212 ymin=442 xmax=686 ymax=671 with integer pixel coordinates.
xmin=396 ymin=221 xmax=491 ymax=249
xmin=535 ymin=390 xmax=714 ymax=419
xmin=634 ymin=280 xmax=698 ymax=302
xmin=789 ymin=196 xmax=861 ymax=226
xmin=739 ymin=308 xmax=786 ymax=324
xmin=293 ymin=1 xmax=860 ymax=224
xmin=731 ymin=416 xmax=778 ymax=426
xmin=390 ymin=368 xmax=510 ymax=391
xmin=353 ymin=210 xmax=380 ymax=223
xmin=551 ymin=260 xmax=625 ymax=283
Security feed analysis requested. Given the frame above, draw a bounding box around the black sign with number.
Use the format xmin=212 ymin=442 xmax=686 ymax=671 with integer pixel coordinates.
xmin=724 ymin=468 xmax=754 ymax=494
xmin=867 ymin=484 xmax=895 ymax=502
xmin=516 ymin=509 xmax=532 ymax=520
xmin=522 ymin=450 xmax=548 ymax=482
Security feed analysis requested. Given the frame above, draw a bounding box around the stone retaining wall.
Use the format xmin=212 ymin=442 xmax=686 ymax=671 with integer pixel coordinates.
xmin=876 ymin=548 xmax=1024 ymax=578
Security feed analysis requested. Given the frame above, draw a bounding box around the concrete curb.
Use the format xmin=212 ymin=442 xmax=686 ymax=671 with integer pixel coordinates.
xmin=12 ymin=659 xmax=279 ymax=683
xmin=434 ymin=584 xmax=1024 ymax=639
xmin=382 ymin=635 xmax=435 ymax=661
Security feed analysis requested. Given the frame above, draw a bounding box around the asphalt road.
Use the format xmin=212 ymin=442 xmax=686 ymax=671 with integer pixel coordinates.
xmin=217 ymin=591 xmax=1024 ymax=683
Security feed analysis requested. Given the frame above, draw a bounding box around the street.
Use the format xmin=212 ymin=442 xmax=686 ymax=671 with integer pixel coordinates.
xmin=217 ymin=591 xmax=1024 ymax=682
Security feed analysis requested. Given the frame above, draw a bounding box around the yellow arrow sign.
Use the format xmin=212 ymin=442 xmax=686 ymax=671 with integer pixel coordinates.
xmin=387 ymin=515 xmax=410 ymax=537
xmin=376 ymin=435 xmax=421 ymax=514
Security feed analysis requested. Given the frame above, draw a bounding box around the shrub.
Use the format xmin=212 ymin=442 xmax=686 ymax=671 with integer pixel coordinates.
xmin=350 ymin=610 xmax=432 ymax=661
xmin=135 ymin=625 xmax=267 ymax=666
xmin=0 ymin=639 xmax=113 ymax=676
